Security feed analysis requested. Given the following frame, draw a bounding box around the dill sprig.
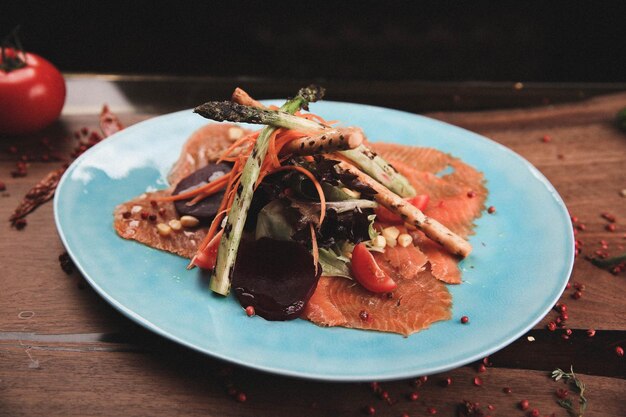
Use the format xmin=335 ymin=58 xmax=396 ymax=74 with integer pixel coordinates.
xmin=551 ymin=366 xmax=587 ymax=417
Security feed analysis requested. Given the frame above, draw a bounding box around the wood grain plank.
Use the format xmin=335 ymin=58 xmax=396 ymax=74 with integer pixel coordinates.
xmin=1 ymin=339 xmax=624 ymax=417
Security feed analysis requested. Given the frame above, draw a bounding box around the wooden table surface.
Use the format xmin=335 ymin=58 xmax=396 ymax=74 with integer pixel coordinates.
xmin=1 ymin=76 xmax=625 ymax=417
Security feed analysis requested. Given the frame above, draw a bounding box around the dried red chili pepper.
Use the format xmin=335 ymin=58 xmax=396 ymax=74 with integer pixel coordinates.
xmin=9 ymin=167 xmax=65 ymax=227
xmin=99 ymin=104 xmax=124 ymax=137
xmin=8 ymin=105 xmax=124 ymax=229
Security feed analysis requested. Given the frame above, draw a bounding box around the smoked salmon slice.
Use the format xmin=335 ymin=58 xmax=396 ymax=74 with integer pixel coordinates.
xmin=113 ymin=190 xmax=206 ymax=259
xmin=303 ymin=269 xmax=452 ymax=337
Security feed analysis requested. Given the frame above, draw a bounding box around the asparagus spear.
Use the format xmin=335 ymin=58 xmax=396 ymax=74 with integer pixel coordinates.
xmin=339 ymin=145 xmax=415 ymax=197
xmin=280 ymin=127 xmax=363 ymax=156
xmin=334 ymin=159 xmax=472 ymax=257
xmin=194 ymin=101 xmax=415 ymax=197
xmin=195 ymin=101 xmax=328 ymax=132
xmin=198 ymin=85 xmax=325 ymax=296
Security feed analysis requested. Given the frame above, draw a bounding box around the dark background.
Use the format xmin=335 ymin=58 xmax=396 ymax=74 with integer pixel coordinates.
xmin=2 ymin=1 xmax=626 ymax=82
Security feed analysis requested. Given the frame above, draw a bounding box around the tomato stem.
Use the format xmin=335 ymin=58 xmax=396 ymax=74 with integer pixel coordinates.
xmin=1 ymin=26 xmax=28 ymax=72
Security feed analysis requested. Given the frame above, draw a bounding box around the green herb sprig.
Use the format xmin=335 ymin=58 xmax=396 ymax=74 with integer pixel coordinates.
xmin=551 ymin=366 xmax=587 ymax=416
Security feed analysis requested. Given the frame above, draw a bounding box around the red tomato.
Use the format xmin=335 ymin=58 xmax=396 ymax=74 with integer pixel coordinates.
xmin=192 ymin=232 xmax=222 ymax=270
xmin=408 ymin=194 xmax=430 ymax=211
xmin=350 ymin=243 xmax=397 ymax=293
xmin=374 ymin=194 xmax=430 ymax=224
xmin=0 ymin=48 xmax=66 ymax=135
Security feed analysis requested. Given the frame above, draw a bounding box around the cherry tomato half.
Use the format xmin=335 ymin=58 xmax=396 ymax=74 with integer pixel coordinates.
xmin=350 ymin=242 xmax=397 ymax=293
xmin=0 ymin=48 xmax=66 ymax=135
xmin=374 ymin=194 xmax=430 ymax=224
xmin=192 ymin=232 xmax=222 ymax=270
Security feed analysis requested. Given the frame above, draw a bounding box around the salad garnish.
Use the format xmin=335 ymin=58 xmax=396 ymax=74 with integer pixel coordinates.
xmin=190 ymin=86 xmax=471 ymax=296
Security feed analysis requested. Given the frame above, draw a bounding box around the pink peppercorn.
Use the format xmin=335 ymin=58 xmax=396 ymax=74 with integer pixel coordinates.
xmin=461 ymin=316 xmax=469 ymax=324
xmin=519 ymin=399 xmax=529 ymax=410
xmin=616 ymin=346 xmax=624 ymax=357
xmin=14 ymin=218 xmax=27 ymax=230
xmin=363 ymin=405 xmax=375 ymax=415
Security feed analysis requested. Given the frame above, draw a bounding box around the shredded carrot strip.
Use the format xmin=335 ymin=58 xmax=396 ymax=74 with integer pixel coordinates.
xmin=207 ymin=226 xmax=224 ymax=250
xmin=201 ymin=209 xmax=229 ymax=250
xmin=267 ymin=129 xmax=281 ymax=169
xmin=274 ymin=131 xmax=307 ymax=155
xmin=196 ymin=158 xmax=243 ymax=253
xmin=217 ymin=156 xmax=240 ymax=162
xmin=217 ymin=132 xmax=258 ymax=163
xmin=277 ymin=129 xmax=308 ymax=142
xmin=156 ymin=173 xmax=230 ymax=202
xmin=267 ymin=165 xmax=326 ymax=225
xmin=186 ymin=192 xmax=208 ymax=206
xmin=309 ymin=222 xmax=319 ymax=275
xmin=297 ymin=112 xmax=334 ymax=127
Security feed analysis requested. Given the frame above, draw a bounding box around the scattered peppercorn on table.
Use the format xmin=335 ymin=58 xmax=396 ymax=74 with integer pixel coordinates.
xmin=1 ymin=75 xmax=625 ymax=417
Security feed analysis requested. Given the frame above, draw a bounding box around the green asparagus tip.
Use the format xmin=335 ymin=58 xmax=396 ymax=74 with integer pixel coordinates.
xmin=297 ymin=85 xmax=325 ymax=109
xmin=194 ymin=101 xmax=266 ymax=124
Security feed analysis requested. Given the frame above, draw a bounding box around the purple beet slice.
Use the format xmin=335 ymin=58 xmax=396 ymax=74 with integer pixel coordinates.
xmin=232 ymin=238 xmax=321 ymax=321
xmin=172 ymin=162 xmax=232 ymax=222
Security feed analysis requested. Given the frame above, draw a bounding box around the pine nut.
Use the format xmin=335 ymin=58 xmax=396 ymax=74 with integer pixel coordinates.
xmin=156 ymin=223 xmax=172 ymax=236
xmin=382 ymin=226 xmax=400 ymax=240
xmin=228 ymin=127 xmax=244 ymax=140
xmin=382 ymin=226 xmax=400 ymax=247
xmin=397 ymin=233 xmax=413 ymax=247
xmin=168 ymin=219 xmax=182 ymax=231
xmin=180 ymin=215 xmax=200 ymax=228
xmin=371 ymin=235 xmax=387 ymax=249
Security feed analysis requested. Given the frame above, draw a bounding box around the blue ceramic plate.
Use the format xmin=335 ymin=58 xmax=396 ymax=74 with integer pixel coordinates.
xmin=54 ymin=101 xmax=574 ymax=381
